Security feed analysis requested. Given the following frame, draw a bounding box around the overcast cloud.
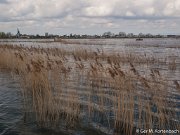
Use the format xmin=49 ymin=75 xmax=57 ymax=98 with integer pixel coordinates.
xmin=0 ymin=0 xmax=180 ymax=35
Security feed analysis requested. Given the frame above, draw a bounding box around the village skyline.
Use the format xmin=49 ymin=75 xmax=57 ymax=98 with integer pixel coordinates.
xmin=0 ymin=28 xmax=180 ymax=39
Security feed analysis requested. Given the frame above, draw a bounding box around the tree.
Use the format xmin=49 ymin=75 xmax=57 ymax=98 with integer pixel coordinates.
xmin=0 ymin=32 xmax=6 ymax=38
xmin=119 ymin=32 xmax=126 ymax=37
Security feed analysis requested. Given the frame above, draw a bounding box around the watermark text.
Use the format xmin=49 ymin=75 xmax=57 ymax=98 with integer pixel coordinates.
xmin=136 ymin=129 xmax=179 ymax=134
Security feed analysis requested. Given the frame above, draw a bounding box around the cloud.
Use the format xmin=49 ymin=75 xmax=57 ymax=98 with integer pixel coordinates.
xmin=0 ymin=0 xmax=180 ymax=34
xmin=0 ymin=0 xmax=8 ymax=4
xmin=82 ymin=0 xmax=180 ymax=18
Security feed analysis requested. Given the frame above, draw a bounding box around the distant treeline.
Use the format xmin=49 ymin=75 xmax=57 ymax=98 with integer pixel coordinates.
xmin=0 ymin=32 xmax=12 ymax=38
xmin=0 ymin=31 xmax=179 ymax=39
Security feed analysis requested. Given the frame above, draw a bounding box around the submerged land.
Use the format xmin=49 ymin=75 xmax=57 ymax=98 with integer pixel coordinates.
xmin=0 ymin=38 xmax=179 ymax=135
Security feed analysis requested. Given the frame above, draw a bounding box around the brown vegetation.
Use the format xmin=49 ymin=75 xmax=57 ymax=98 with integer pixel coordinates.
xmin=0 ymin=44 xmax=179 ymax=135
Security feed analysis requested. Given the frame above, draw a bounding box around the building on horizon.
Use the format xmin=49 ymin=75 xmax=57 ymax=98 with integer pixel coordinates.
xmin=45 ymin=32 xmax=48 ymax=37
xmin=16 ymin=28 xmax=21 ymax=38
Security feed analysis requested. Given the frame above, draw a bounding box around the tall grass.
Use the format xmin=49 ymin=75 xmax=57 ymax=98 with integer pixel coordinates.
xmin=0 ymin=44 xmax=179 ymax=134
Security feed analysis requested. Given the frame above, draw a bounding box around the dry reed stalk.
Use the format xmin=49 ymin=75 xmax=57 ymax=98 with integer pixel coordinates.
xmin=0 ymin=44 xmax=179 ymax=135
xmin=168 ymin=58 xmax=177 ymax=70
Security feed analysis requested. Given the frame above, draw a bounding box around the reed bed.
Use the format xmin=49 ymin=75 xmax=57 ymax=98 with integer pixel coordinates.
xmin=54 ymin=38 xmax=115 ymax=45
xmin=0 ymin=44 xmax=179 ymax=135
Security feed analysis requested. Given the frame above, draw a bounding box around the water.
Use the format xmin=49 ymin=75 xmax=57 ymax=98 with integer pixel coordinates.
xmin=0 ymin=38 xmax=180 ymax=134
xmin=0 ymin=70 xmax=107 ymax=135
xmin=1 ymin=38 xmax=180 ymax=61
xmin=0 ymin=71 xmax=22 ymax=135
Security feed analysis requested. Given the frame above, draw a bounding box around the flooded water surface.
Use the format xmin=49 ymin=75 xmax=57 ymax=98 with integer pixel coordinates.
xmin=0 ymin=38 xmax=180 ymax=135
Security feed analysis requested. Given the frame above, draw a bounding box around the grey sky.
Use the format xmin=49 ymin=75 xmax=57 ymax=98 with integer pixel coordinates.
xmin=0 ymin=0 xmax=180 ymax=35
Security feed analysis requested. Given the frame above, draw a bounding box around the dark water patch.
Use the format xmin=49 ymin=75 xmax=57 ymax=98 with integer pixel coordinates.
xmin=0 ymin=71 xmax=22 ymax=135
xmin=0 ymin=71 xmax=110 ymax=135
